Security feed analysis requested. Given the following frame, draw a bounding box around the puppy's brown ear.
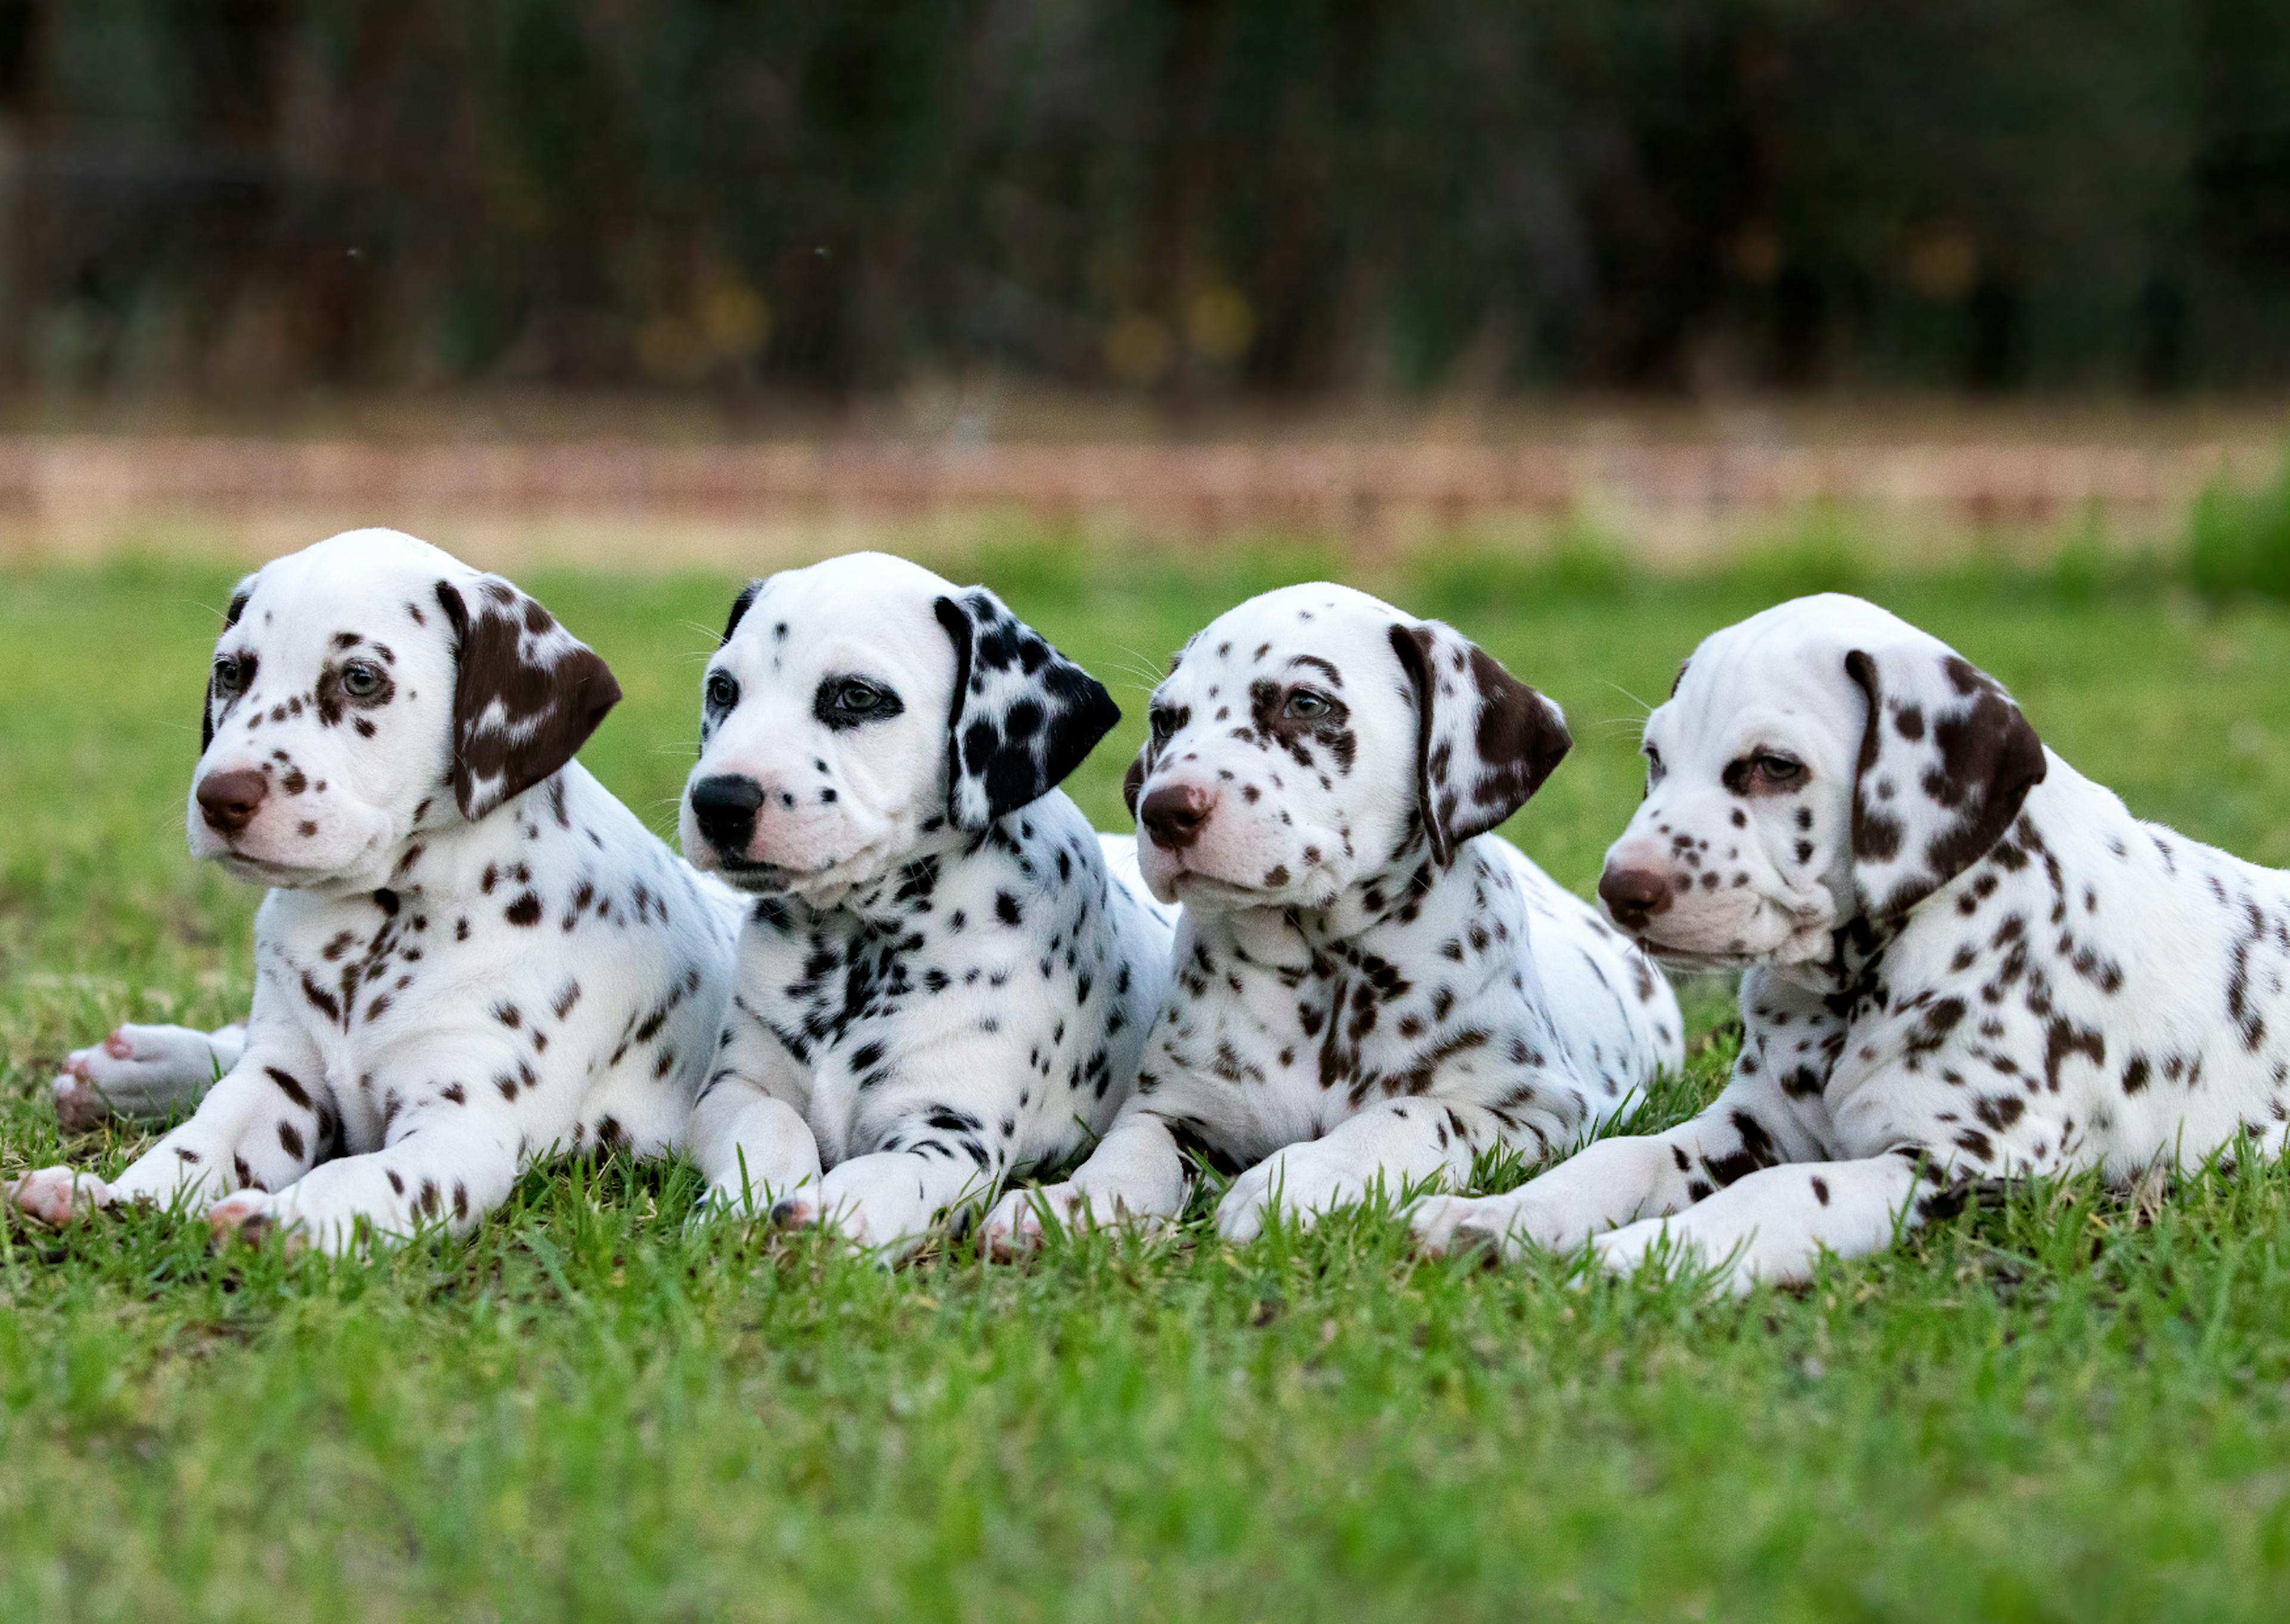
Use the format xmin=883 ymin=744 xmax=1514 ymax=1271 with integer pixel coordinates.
xmin=434 ymin=576 xmax=621 ymax=822
xmin=1844 ymin=644 xmax=2045 ymax=920
xmin=200 ymin=578 xmax=256 ymax=752
xmin=1390 ymin=621 xmax=1571 ymax=864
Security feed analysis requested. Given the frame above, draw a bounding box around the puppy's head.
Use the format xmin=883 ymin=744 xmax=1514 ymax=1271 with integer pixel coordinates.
xmin=1598 ymin=593 xmax=2047 ymax=968
xmin=1125 ymin=584 xmax=1569 ymax=912
xmin=190 ymin=528 xmax=620 ymax=892
xmin=683 ymin=553 xmax=1119 ymax=903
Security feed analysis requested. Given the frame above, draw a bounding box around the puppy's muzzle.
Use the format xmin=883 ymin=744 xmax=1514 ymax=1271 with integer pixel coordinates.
xmin=1139 ymin=782 xmax=1215 ymax=851
xmin=1597 ymin=863 xmax=1673 ymax=931
xmin=196 ymin=770 xmax=270 ymax=836
xmin=690 ymin=773 xmax=768 ymax=856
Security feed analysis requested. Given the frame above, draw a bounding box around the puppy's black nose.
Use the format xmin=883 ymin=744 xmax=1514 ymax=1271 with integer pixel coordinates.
xmin=689 ymin=774 xmax=767 ymax=856
xmin=1139 ymin=782 xmax=1215 ymax=850
xmin=1598 ymin=864 xmax=1674 ymax=929
xmin=196 ymin=769 xmax=270 ymax=835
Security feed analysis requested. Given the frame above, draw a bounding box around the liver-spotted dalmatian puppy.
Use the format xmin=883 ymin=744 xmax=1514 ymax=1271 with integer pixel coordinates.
xmin=676 ymin=553 xmax=1176 ymax=1255
xmin=8 ymin=528 xmax=743 ymax=1251
xmin=1416 ymin=591 xmax=2290 ymax=1290
xmin=980 ymin=584 xmax=1682 ymax=1251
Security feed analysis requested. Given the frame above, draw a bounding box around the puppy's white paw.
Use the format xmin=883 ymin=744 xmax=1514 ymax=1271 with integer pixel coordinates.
xmin=980 ymin=1181 xmax=1153 ymax=1257
xmin=206 ymin=1189 xmax=307 ymax=1254
xmin=6 ymin=1166 xmax=114 ymax=1227
xmin=1589 ymin=1218 xmax=1745 ymax=1293
xmin=692 ymin=1174 xmax=799 ymax=1226
xmin=1410 ymin=1190 xmax=1580 ymax=1261
xmin=1214 ymin=1146 xmax=1370 ymax=1243
xmin=52 ymin=1023 xmax=222 ymax=1130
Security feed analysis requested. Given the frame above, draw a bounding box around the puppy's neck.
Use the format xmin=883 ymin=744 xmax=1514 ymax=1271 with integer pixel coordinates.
xmin=1197 ymin=856 xmax=1449 ymax=971
xmin=358 ymin=770 xmax=591 ymax=906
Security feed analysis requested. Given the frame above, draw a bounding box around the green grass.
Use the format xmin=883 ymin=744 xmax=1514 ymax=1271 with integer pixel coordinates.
xmin=8 ymin=546 xmax=2290 ymax=1621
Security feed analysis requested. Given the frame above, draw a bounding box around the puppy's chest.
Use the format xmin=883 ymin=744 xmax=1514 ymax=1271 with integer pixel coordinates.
xmin=1161 ymin=902 xmax=1560 ymax=1117
xmin=742 ymin=847 xmax=1110 ymax=1064
xmin=1806 ymin=832 xmax=2290 ymax=1163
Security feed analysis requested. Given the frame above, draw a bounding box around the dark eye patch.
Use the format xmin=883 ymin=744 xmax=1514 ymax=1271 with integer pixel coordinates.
xmin=315 ymin=656 xmax=394 ymax=726
xmin=1722 ymin=751 xmax=1809 ymax=795
xmin=815 ymin=674 xmax=905 ymax=731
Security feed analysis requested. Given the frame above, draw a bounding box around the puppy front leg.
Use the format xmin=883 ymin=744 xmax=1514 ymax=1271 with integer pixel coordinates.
xmin=683 ymin=1011 xmax=821 ymax=1219
xmin=207 ymin=1095 xmax=523 ymax=1255
xmin=9 ymin=1032 xmax=327 ymax=1227
xmin=1412 ymin=1076 xmax=1809 ymax=1260
xmin=52 ymin=1021 xmax=251 ymax=1130
xmin=206 ymin=1035 xmax=545 ymax=1253
xmin=979 ymin=1109 xmax=1190 ymax=1257
xmin=1215 ymin=1099 xmax=1522 ymax=1244
xmin=1590 ymin=1152 xmax=1933 ymax=1293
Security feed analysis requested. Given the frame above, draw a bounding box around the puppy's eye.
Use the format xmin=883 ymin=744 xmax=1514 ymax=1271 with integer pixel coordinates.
xmin=705 ymin=671 xmax=740 ymax=711
xmin=1644 ymin=746 xmax=1665 ymax=785
xmin=815 ymin=675 xmax=902 ymax=728
xmin=1149 ymin=707 xmax=1177 ymax=742
xmin=1284 ymin=689 xmax=1332 ymax=721
xmin=212 ymin=654 xmax=251 ymax=696
xmin=339 ymin=661 xmax=386 ymax=701
xmin=1753 ymin=752 xmax=1805 ymax=787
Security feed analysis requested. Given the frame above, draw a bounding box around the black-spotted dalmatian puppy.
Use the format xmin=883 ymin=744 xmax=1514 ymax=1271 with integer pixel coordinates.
xmin=980 ymin=584 xmax=1682 ymax=1251
xmin=676 ymin=553 xmax=1176 ymax=1256
xmin=8 ymin=528 xmax=744 ymax=1251
xmin=1416 ymin=591 xmax=2290 ymax=1290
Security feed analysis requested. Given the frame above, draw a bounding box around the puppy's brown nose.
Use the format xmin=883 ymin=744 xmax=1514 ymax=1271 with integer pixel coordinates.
xmin=1139 ymin=782 xmax=1215 ymax=850
xmin=196 ymin=769 xmax=270 ymax=835
xmin=1598 ymin=864 xmax=1673 ymax=929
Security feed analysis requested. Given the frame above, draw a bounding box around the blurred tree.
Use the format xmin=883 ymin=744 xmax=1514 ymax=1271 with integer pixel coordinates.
xmin=0 ymin=0 xmax=2283 ymax=403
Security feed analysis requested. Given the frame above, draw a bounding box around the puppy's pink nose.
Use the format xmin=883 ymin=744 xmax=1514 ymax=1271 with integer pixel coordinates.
xmin=1598 ymin=864 xmax=1673 ymax=929
xmin=1140 ymin=782 xmax=1216 ymax=850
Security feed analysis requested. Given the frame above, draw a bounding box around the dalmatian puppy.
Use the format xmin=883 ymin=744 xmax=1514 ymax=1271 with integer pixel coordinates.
xmin=980 ymin=583 xmax=1683 ymax=1251
xmin=676 ymin=553 xmax=1175 ymax=1255
xmin=8 ymin=528 xmax=744 ymax=1251
xmin=1415 ymin=591 xmax=2290 ymax=1290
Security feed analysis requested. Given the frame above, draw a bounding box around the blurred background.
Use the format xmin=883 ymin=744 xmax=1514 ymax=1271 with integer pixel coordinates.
xmin=0 ymin=0 xmax=2287 ymax=569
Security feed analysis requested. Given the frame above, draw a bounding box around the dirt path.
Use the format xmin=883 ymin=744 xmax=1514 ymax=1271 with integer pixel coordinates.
xmin=2 ymin=404 xmax=2280 ymax=570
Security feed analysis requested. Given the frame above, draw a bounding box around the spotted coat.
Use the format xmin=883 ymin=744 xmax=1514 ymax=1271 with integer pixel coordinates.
xmin=679 ymin=553 xmax=1174 ymax=1253
xmin=984 ymin=583 xmax=1681 ymax=1249
xmin=11 ymin=530 xmax=744 ymax=1250
xmin=1418 ymin=593 xmax=2290 ymax=1290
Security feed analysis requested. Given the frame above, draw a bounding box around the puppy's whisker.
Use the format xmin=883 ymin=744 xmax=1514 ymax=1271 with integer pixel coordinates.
xmin=1598 ymin=680 xmax=1657 ymax=718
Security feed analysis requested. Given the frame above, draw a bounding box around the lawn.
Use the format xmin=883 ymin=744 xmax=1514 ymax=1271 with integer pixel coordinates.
xmin=5 ymin=540 xmax=2290 ymax=1622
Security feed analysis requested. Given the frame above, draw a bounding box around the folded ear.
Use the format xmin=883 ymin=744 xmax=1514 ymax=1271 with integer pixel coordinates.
xmin=1389 ymin=620 xmax=1571 ymax=864
xmin=434 ymin=576 xmax=623 ymax=822
xmin=933 ymin=587 xmax=1121 ymax=830
xmin=1843 ymin=644 xmax=2046 ymax=920
xmin=200 ymin=576 xmax=256 ymax=752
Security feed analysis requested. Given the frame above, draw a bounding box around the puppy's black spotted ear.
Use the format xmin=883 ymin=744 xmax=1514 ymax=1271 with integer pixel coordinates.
xmin=1843 ymin=643 xmax=2046 ymax=920
xmin=933 ymin=587 xmax=1121 ymax=830
xmin=720 ymin=579 xmax=763 ymax=646
xmin=200 ymin=576 xmax=256 ymax=752
xmin=434 ymin=575 xmax=623 ymax=822
xmin=1390 ymin=620 xmax=1571 ymax=864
